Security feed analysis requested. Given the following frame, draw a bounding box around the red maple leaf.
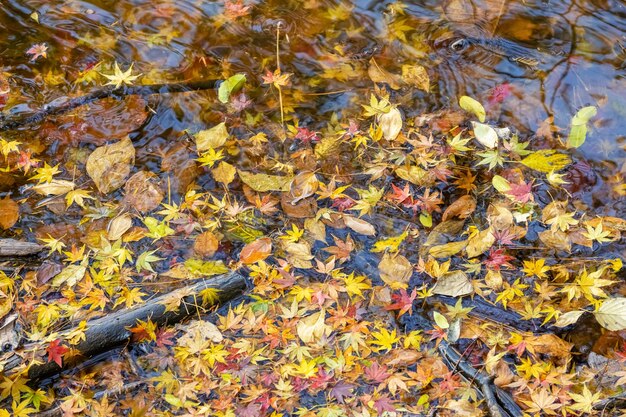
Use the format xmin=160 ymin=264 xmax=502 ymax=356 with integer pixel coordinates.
xmin=506 ymin=181 xmax=533 ymax=203
xmin=385 ymin=288 xmax=417 ymax=317
xmin=492 ymin=228 xmax=517 ymax=246
xmin=26 ymin=43 xmax=48 ymax=61
xmin=155 ymin=328 xmax=176 ymax=348
xmin=310 ymin=368 xmax=334 ymax=390
xmin=373 ymin=396 xmax=396 ymax=414
xmin=331 ymin=197 xmax=355 ymax=211
xmin=484 ymin=248 xmax=514 ymax=271
xmin=387 ymin=183 xmax=412 ymax=205
xmin=46 ymin=338 xmax=69 ymax=367
xmin=329 ymin=380 xmax=354 ymax=404
xmin=364 ymin=361 xmax=390 ymax=383
xmin=488 ymin=82 xmax=514 ymax=105
xmin=295 ymin=127 xmax=320 ymax=144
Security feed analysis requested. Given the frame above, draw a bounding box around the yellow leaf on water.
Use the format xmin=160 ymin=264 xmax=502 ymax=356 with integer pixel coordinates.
xmin=520 ymin=150 xmax=571 ymax=173
xmin=459 ymin=96 xmax=486 ymax=123
xmin=402 ymin=64 xmax=430 ymax=92
xmin=195 ymin=122 xmax=229 ymax=152
xmin=237 ymin=170 xmax=292 ymax=192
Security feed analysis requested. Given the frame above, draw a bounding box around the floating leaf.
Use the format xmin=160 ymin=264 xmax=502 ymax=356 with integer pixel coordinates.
xmin=218 ymin=73 xmax=246 ymax=104
xmin=289 ymin=171 xmax=319 ymax=204
xmin=51 ymin=264 xmax=86 ymax=288
xmin=0 ymin=196 xmax=18 ymax=229
xmin=520 ymin=150 xmax=571 ymax=173
xmin=471 ymin=121 xmax=497 ymax=148
xmin=432 ymin=270 xmax=473 ymax=297
xmin=379 ymin=253 xmax=412 ymax=290
xmin=86 ymin=136 xmax=135 ymax=194
xmin=238 ymin=170 xmax=292 ymax=192
xmin=31 ymin=179 xmax=76 ymax=196
xmin=297 ymin=310 xmax=331 ymax=344
xmin=108 ymin=213 xmax=133 ymax=241
xmin=212 ymin=161 xmax=236 ymax=186
xmin=433 ymin=311 xmax=449 ymax=329
xmin=368 ymin=58 xmax=402 ymax=89
xmin=377 ymin=107 xmax=403 ymax=141
xmin=595 ymin=298 xmax=626 ymax=331
xmin=553 ymin=310 xmax=585 ymax=328
xmin=240 ymin=237 xmax=272 ymax=264
xmin=195 ymin=122 xmax=229 ymax=152
xmin=460 ymin=96 xmax=486 ymax=122
xmin=123 ymin=171 xmax=163 ymax=213
xmin=567 ymin=106 xmax=597 ymax=148
xmin=466 ymin=227 xmax=495 ymax=258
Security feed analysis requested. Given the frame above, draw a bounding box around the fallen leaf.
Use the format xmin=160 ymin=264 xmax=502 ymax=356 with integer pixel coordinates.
xmin=0 ymin=196 xmax=18 ymax=229
xmin=432 ymin=270 xmax=473 ymax=297
xmin=212 ymin=161 xmax=236 ymax=185
xmin=441 ymin=195 xmax=476 ymax=221
xmin=471 ymin=121 xmax=498 ymax=148
xmin=377 ymin=107 xmax=403 ymax=141
xmin=240 ymin=237 xmax=272 ymax=264
xmin=402 ymin=64 xmax=429 ymax=92
xmin=108 ymin=213 xmax=133 ymax=241
xmin=368 ymin=58 xmax=402 ymax=89
xmin=379 ymin=252 xmax=412 ymax=289
xmin=238 ymin=170 xmax=292 ymax=192
xmin=195 ymin=122 xmax=229 ymax=151
xmin=194 ymin=231 xmax=220 ymax=258
xmin=86 ymin=136 xmax=135 ymax=194
xmin=123 ymin=171 xmax=164 ymax=213
xmin=459 ymin=96 xmax=486 ymax=123
xmin=297 ymin=309 xmax=331 ymax=343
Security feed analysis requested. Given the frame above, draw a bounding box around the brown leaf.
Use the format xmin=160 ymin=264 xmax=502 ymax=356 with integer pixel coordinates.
xmin=212 ymin=161 xmax=236 ymax=185
xmin=368 ymin=58 xmax=402 ymax=90
xmin=123 ymin=171 xmax=164 ymax=213
xmin=288 ymin=171 xmax=319 ymax=204
xmin=402 ymin=64 xmax=430 ymax=92
xmin=442 ymin=195 xmax=476 ymax=221
xmin=280 ymin=194 xmax=317 ymax=218
xmin=107 ymin=213 xmax=133 ymax=241
xmin=0 ymin=196 xmax=18 ymax=229
xmin=379 ymin=253 xmax=412 ymax=290
xmin=240 ymin=237 xmax=272 ymax=264
xmin=194 ymin=231 xmax=219 ymax=258
xmin=86 ymin=136 xmax=135 ymax=194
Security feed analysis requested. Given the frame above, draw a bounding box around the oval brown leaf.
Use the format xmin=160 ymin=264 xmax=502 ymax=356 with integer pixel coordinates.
xmin=86 ymin=136 xmax=135 ymax=194
xmin=194 ymin=231 xmax=220 ymax=258
xmin=240 ymin=237 xmax=272 ymax=264
xmin=0 ymin=196 xmax=18 ymax=229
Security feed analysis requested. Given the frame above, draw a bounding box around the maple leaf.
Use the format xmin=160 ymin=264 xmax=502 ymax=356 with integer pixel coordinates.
xmin=29 ymin=162 xmax=60 ymax=183
xmin=385 ymin=288 xmax=417 ymax=317
xmin=484 ymin=248 xmax=514 ymax=271
xmin=369 ymin=328 xmax=399 ymax=352
xmin=582 ymin=221 xmax=612 ymax=244
xmin=261 ymin=68 xmax=292 ymax=88
xmin=324 ymin=235 xmax=354 ymax=263
xmin=26 ymin=43 xmax=48 ymax=61
xmin=373 ymin=395 xmax=396 ymax=415
xmin=294 ymin=127 xmax=320 ymax=144
xmin=101 ymin=61 xmax=141 ymax=89
xmin=568 ymin=384 xmax=601 ymax=413
xmin=492 ymin=228 xmax=517 ymax=246
xmin=364 ymin=361 xmax=391 ymax=383
xmin=418 ymin=188 xmax=444 ymax=213
xmin=506 ymin=181 xmax=533 ymax=203
xmin=128 ymin=319 xmax=157 ymax=343
xmin=387 ymin=182 xmax=412 ymax=205
xmin=46 ymin=338 xmax=69 ymax=367
xmin=329 ymin=380 xmax=354 ymax=404
xmin=522 ymin=259 xmax=550 ymax=279
xmin=17 ymin=150 xmax=39 ymax=173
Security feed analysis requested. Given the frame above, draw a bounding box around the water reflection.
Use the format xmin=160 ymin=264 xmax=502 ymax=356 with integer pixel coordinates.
xmin=0 ymin=0 xmax=624 ymax=172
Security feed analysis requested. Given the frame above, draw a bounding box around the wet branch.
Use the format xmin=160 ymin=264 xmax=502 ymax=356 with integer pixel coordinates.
xmin=0 ymin=79 xmax=219 ymax=132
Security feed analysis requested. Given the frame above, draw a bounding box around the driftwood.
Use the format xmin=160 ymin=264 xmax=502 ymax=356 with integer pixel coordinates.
xmin=0 ymin=80 xmax=218 ymax=132
xmin=2 ymin=271 xmax=246 ymax=381
xmin=0 ymin=239 xmax=44 ymax=256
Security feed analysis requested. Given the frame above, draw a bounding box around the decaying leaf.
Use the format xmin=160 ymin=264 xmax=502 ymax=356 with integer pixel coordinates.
xmin=212 ymin=161 xmax=237 ymax=186
xmin=86 ymin=136 xmax=135 ymax=194
xmin=297 ymin=309 xmax=331 ymax=344
xmin=123 ymin=171 xmax=164 ymax=213
xmin=465 ymin=227 xmax=495 ymax=258
xmin=379 ymin=252 xmax=412 ymax=289
xmin=240 ymin=237 xmax=272 ymax=264
xmin=0 ymin=196 xmax=18 ymax=229
xmin=194 ymin=231 xmax=220 ymax=258
xmin=441 ymin=195 xmax=476 ymax=221
xmin=377 ymin=107 xmax=403 ymax=141
xmin=238 ymin=169 xmax=292 ymax=192
xmin=402 ymin=64 xmax=429 ymax=92
xmin=368 ymin=58 xmax=402 ymax=89
xmin=288 ymin=171 xmax=319 ymax=204
xmin=432 ymin=270 xmax=473 ymax=297
xmin=108 ymin=213 xmax=133 ymax=241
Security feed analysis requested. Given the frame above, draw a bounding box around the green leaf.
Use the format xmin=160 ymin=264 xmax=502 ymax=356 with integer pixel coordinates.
xmin=567 ymin=106 xmax=597 ymax=148
xmin=459 ymin=96 xmax=486 ymax=123
xmin=144 ymin=217 xmax=175 ymax=240
xmin=492 ymin=175 xmax=511 ymax=192
xmin=433 ymin=311 xmax=449 ymax=329
xmin=218 ymin=73 xmax=246 ymax=104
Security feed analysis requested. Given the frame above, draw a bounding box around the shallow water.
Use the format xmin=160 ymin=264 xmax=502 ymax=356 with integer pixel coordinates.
xmin=0 ymin=0 xmax=623 ymax=213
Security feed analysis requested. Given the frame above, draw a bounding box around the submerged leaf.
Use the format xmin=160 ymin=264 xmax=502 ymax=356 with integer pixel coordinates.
xmin=567 ymin=106 xmax=597 ymax=148
xmin=86 ymin=136 xmax=135 ymax=194
xmin=218 ymin=73 xmax=246 ymax=104
xmin=238 ymin=170 xmax=292 ymax=192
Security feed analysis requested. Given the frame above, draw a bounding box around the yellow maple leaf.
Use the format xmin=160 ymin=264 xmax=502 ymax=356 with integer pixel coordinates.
xmin=101 ymin=61 xmax=141 ymax=89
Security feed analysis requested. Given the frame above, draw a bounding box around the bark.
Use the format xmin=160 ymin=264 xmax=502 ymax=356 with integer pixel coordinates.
xmin=3 ymin=271 xmax=246 ymax=381
xmin=0 ymin=239 xmax=44 ymax=256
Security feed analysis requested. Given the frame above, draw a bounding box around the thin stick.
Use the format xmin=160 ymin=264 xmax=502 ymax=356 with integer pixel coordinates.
xmin=276 ymin=22 xmax=285 ymax=127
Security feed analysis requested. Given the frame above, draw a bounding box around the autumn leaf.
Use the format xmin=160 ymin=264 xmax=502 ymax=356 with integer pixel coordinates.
xmin=101 ymin=61 xmax=141 ymax=88
xmin=46 ymin=339 xmax=69 ymax=367
xmin=0 ymin=196 xmax=18 ymax=229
